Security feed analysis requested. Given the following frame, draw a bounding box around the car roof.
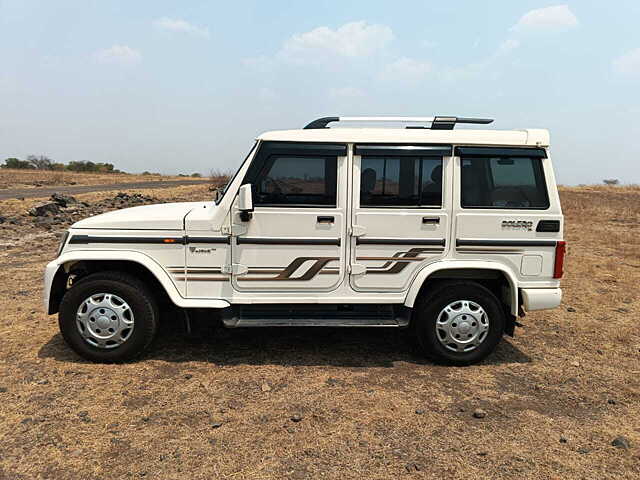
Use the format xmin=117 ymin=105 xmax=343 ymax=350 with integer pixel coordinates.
xmin=257 ymin=128 xmax=550 ymax=147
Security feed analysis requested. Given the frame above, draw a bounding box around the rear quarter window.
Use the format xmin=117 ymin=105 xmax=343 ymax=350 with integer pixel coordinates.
xmin=461 ymin=156 xmax=549 ymax=209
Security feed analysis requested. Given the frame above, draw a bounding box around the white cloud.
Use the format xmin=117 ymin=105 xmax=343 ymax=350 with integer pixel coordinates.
xmin=328 ymin=86 xmax=366 ymax=99
xmin=380 ymin=57 xmax=432 ymax=84
xmin=153 ymin=17 xmax=210 ymax=38
xmin=496 ymin=38 xmax=520 ymax=56
xmin=511 ymin=5 xmax=578 ymax=32
xmin=613 ymin=48 xmax=640 ymax=77
xmin=93 ymin=45 xmax=141 ymax=65
xmin=278 ymin=21 xmax=393 ymax=63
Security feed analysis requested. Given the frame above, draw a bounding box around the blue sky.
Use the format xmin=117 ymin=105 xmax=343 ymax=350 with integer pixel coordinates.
xmin=1 ymin=1 xmax=640 ymax=184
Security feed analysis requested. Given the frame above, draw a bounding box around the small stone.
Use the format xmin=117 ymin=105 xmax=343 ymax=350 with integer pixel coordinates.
xmin=70 ymin=449 xmax=82 ymax=457
xmin=415 ymin=409 xmax=425 ymax=415
xmin=567 ymin=307 xmax=576 ymax=312
xmin=211 ymin=422 xmax=223 ymax=429
xmin=607 ymin=399 xmax=617 ymax=405
xmin=560 ymin=436 xmax=568 ymax=444
xmin=612 ymin=436 xmax=630 ymax=449
xmin=77 ymin=411 xmax=89 ymax=418
xmin=578 ymin=447 xmax=590 ymax=454
xmin=472 ymin=408 xmax=487 ymax=419
xmin=290 ymin=414 xmax=303 ymax=423
xmin=184 ymin=374 xmax=193 ymax=380
xmin=405 ymin=463 xmax=421 ymax=472
xmin=261 ymin=383 xmax=271 ymax=392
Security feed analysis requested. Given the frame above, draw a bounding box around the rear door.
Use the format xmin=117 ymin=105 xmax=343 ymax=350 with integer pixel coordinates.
xmin=350 ymin=145 xmax=452 ymax=292
xmin=231 ymin=142 xmax=347 ymax=292
xmin=453 ymin=147 xmax=563 ymax=281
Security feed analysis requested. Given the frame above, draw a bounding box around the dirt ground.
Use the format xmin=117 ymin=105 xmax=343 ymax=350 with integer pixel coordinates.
xmin=0 ymin=184 xmax=638 ymax=479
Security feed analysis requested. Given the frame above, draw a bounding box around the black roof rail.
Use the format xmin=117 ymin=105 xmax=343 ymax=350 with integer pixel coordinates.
xmin=303 ymin=116 xmax=494 ymax=130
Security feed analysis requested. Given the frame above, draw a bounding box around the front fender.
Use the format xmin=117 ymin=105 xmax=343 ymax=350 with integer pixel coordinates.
xmin=44 ymin=250 xmax=230 ymax=313
xmin=404 ymin=260 xmax=519 ymax=316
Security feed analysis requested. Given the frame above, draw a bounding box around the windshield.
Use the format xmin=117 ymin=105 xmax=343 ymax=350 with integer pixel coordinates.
xmin=215 ymin=141 xmax=258 ymax=204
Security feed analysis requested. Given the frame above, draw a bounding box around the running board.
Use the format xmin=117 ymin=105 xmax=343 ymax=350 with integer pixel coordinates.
xmin=222 ymin=304 xmax=410 ymax=328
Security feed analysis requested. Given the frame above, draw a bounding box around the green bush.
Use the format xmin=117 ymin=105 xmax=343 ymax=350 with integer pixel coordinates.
xmin=2 ymin=157 xmax=35 ymax=169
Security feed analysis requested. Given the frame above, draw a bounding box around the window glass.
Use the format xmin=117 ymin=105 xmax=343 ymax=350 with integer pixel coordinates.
xmin=360 ymin=156 xmax=442 ymax=207
xmin=253 ymin=156 xmax=337 ymax=206
xmin=461 ymin=157 xmax=549 ymax=209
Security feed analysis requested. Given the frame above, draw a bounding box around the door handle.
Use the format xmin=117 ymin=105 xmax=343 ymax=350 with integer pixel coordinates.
xmin=422 ymin=217 xmax=440 ymax=224
xmin=317 ymin=216 xmax=334 ymax=224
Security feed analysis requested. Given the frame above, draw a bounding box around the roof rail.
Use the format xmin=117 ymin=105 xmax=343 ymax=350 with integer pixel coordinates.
xmin=303 ymin=116 xmax=494 ymax=130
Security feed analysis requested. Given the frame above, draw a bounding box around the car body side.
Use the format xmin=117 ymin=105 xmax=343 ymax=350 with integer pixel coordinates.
xmin=44 ymin=128 xmax=563 ymax=324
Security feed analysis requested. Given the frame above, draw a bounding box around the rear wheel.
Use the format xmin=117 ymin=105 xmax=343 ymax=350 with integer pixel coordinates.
xmin=412 ymin=281 xmax=505 ymax=365
xmin=58 ymin=271 xmax=158 ymax=363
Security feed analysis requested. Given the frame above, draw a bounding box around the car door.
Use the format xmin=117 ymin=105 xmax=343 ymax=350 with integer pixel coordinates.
xmin=231 ymin=141 xmax=347 ymax=292
xmin=350 ymin=144 xmax=452 ymax=292
xmin=453 ymin=146 xmax=563 ymax=281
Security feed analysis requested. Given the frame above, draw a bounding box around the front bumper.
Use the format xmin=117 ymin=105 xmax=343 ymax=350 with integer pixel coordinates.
xmin=521 ymin=288 xmax=562 ymax=311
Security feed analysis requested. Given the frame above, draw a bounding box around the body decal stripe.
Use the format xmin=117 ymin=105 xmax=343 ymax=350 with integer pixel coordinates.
xmin=456 ymin=239 xmax=557 ymax=247
xmin=356 ymin=238 xmax=445 ymax=246
xmin=70 ymin=235 xmax=230 ymax=245
xmin=237 ymin=237 xmax=341 ymax=246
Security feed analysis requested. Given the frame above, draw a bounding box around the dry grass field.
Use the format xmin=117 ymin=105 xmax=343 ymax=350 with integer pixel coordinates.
xmin=0 ymin=184 xmax=638 ymax=479
xmin=0 ymin=168 xmax=195 ymax=190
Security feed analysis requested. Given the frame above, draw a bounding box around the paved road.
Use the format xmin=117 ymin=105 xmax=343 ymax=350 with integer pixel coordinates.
xmin=0 ymin=179 xmax=210 ymax=200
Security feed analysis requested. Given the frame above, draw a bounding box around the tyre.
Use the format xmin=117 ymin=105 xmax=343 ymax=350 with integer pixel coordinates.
xmin=58 ymin=271 xmax=158 ymax=363
xmin=411 ymin=281 xmax=505 ymax=366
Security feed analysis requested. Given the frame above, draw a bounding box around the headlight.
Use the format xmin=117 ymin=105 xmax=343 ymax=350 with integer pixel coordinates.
xmin=57 ymin=231 xmax=70 ymax=257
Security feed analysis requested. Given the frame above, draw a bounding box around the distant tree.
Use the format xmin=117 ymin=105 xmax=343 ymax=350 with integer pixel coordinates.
xmin=191 ymin=172 xmax=202 ymax=177
xmin=603 ymin=179 xmax=619 ymax=185
xmin=27 ymin=155 xmax=54 ymax=170
xmin=2 ymin=157 xmax=34 ymax=169
xmin=65 ymin=161 xmax=117 ymax=173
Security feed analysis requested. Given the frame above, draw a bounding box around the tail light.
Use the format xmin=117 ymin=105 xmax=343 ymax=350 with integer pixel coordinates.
xmin=553 ymin=241 xmax=566 ymax=279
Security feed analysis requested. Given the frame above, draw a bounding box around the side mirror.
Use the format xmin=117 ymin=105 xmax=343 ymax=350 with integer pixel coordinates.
xmin=237 ymin=184 xmax=253 ymax=221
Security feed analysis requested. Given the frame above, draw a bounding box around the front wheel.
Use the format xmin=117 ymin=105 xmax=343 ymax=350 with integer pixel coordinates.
xmin=58 ymin=271 xmax=158 ymax=363
xmin=412 ymin=281 xmax=505 ymax=366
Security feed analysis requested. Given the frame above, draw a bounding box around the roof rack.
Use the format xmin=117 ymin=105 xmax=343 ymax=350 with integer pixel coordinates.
xmin=303 ymin=116 xmax=494 ymax=130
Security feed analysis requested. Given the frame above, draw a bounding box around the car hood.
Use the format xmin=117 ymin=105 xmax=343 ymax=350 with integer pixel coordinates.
xmin=72 ymin=202 xmax=207 ymax=230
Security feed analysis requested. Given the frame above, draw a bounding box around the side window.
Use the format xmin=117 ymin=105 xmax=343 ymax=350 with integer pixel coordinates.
xmin=461 ymin=156 xmax=549 ymax=209
xmin=253 ymin=156 xmax=337 ymax=206
xmin=360 ymin=156 xmax=442 ymax=207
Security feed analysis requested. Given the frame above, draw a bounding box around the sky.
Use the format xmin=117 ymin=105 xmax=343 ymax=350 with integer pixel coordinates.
xmin=1 ymin=1 xmax=640 ymax=184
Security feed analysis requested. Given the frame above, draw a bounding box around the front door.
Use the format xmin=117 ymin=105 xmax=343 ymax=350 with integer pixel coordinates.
xmin=350 ymin=144 xmax=452 ymax=292
xmin=231 ymin=142 xmax=347 ymax=292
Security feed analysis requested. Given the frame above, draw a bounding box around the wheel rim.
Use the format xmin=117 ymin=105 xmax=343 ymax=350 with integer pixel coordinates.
xmin=435 ymin=300 xmax=489 ymax=353
xmin=76 ymin=293 xmax=134 ymax=349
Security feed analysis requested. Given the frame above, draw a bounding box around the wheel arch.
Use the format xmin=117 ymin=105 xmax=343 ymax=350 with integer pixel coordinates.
xmin=45 ymin=250 xmax=230 ymax=314
xmin=404 ymin=261 xmax=519 ymax=317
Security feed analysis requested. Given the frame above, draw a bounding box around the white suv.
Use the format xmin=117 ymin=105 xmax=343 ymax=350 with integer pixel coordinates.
xmin=44 ymin=116 xmax=565 ymax=365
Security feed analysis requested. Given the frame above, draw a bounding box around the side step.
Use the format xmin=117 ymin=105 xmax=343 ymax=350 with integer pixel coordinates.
xmin=222 ymin=304 xmax=410 ymax=328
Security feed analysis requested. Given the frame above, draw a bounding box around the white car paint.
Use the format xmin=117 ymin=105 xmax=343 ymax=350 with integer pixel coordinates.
xmin=45 ymin=122 xmax=564 ymax=322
